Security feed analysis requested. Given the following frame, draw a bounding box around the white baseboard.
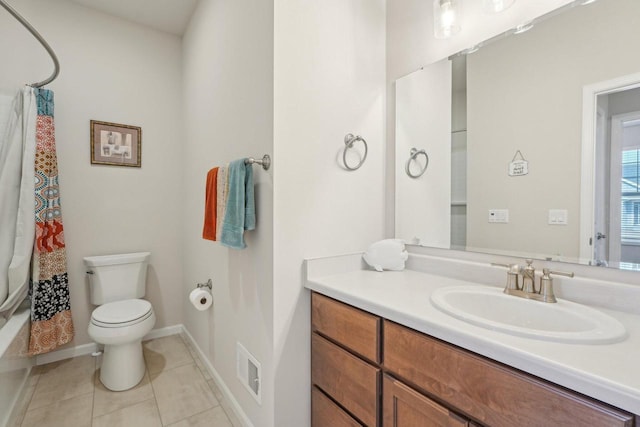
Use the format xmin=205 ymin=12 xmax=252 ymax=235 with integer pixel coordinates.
xmin=35 ymin=324 xmax=184 ymax=366
xmin=180 ymin=327 xmax=254 ymax=427
xmin=35 ymin=342 xmax=98 ymax=366
xmin=144 ymin=324 xmax=184 ymax=341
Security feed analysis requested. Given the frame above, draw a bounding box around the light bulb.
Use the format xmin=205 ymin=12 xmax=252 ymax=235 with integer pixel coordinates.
xmin=434 ymin=0 xmax=461 ymax=39
xmin=483 ymin=0 xmax=515 ymax=13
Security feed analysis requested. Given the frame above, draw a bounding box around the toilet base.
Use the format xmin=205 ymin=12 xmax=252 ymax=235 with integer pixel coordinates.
xmin=100 ymin=340 xmax=146 ymax=391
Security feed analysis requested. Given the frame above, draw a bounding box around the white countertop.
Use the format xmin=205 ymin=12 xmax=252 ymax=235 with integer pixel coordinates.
xmin=304 ymin=255 xmax=640 ymax=415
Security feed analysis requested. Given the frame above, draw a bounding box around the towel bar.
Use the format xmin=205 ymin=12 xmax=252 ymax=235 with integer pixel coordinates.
xmin=245 ymin=155 xmax=271 ymax=171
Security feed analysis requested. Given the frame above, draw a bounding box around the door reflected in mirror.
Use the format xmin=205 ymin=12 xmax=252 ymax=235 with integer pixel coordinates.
xmin=594 ymin=87 xmax=640 ymax=268
xmin=394 ymin=0 xmax=640 ymax=270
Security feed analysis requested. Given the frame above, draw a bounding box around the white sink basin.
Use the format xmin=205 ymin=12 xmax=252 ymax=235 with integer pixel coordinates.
xmin=430 ymin=286 xmax=627 ymax=344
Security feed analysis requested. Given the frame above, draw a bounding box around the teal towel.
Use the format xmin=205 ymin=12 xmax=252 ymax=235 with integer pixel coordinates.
xmin=220 ymin=159 xmax=256 ymax=249
xmin=244 ymin=164 xmax=256 ymax=231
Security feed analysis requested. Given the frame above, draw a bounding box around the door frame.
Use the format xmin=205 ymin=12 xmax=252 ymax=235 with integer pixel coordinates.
xmin=609 ymin=111 xmax=640 ymax=263
xmin=580 ymin=72 xmax=640 ymax=264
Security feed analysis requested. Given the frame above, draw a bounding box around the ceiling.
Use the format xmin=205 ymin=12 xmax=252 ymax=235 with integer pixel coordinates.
xmin=69 ymin=0 xmax=198 ymax=36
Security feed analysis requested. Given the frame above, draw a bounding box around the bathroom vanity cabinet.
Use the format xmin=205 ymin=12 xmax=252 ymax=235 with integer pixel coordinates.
xmin=311 ymin=292 xmax=636 ymax=427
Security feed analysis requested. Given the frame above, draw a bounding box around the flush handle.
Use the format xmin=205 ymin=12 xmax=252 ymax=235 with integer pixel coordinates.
xmin=86 ymin=270 xmax=94 ymax=275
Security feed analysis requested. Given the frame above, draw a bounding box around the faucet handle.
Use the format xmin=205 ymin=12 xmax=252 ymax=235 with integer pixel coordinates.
xmin=539 ymin=269 xmax=574 ymax=303
xmin=544 ymin=268 xmax=574 ymax=278
xmin=490 ymin=262 xmax=510 ymax=269
xmin=490 ymin=262 xmax=520 ymax=270
xmin=491 ymin=262 xmax=521 ymax=291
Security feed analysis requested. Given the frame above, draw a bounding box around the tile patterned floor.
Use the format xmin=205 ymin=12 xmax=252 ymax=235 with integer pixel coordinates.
xmin=11 ymin=334 xmax=243 ymax=427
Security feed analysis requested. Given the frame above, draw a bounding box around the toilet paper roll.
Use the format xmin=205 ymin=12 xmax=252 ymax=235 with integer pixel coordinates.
xmin=189 ymin=288 xmax=212 ymax=311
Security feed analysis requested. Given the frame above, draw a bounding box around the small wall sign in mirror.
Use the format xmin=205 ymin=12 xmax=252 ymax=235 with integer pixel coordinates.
xmin=508 ymin=150 xmax=528 ymax=177
xmin=90 ymin=120 xmax=142 ymax=167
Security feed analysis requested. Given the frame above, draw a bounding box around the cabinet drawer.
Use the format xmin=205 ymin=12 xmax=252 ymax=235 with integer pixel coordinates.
xmin=312 ymin=292 xmax=380 ymax=363
xmin=313 ymin=386 xmax=363 ymax=427
xmin=312 ymin=333 xmax=380 ymax=426
xmin=383 ymin=375 xmax=468 ymax=427
xmin=384 ymin=321 xmax=634 ymax=427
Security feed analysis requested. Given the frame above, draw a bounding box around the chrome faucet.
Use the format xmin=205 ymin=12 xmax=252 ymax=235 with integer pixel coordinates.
xmin=491 ymin=260 xmax=574 ymax=303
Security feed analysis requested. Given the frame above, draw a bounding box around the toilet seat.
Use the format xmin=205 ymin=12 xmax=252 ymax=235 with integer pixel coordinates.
xmin=91 ymin=299 xmax=153 ymax=328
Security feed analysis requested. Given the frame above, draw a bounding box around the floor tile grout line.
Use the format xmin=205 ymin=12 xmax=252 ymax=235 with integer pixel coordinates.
xmin=146 ymin=357 xmax=166 ymax=427
xmin=91 ymin=396 xmax=159 ymax=423
xmin=17 ymin=368 xmax=42 ymax=427
xmin=144 ymin=335 xmax=196 ymax=376
xmin=21 ymin=356 xmax=96 ymax=424
xmin=147 ymin=337 xmax=219 ymax=426
xmin=178 ymin=335 xmax=236 ymax=426
xmin=91 ymin=367 xmax=157 ymax=419
xmin=162 ymin=404 xmax=226 ymax=427
xmin=21 ymin=391 xmax=95 ymax=416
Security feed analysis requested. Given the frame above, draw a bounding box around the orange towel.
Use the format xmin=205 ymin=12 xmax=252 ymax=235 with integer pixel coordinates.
xmin=202 ymin=167 xmax=219 ymax=241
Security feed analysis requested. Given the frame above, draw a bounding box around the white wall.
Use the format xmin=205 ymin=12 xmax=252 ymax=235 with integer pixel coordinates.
xmin=181 ymin=0 xmax=275 ymax=425
xmin=0 ymin=0 xmax=183 ymax=346
xmin=273 ymin=0 xmax=386 ymax=425
xmin=395 ymin=62 xmax=451 ymax=247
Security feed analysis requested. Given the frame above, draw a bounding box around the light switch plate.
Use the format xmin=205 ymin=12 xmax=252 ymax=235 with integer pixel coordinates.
xmin=548 ymin=209 xmax=568 ymax=225
xmin=488 ymin=209 xmax=509 ymax=223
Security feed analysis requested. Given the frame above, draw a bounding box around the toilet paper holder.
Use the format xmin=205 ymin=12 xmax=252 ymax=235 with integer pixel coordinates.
xmin=196 ymin=279 xmax=212 ymax=290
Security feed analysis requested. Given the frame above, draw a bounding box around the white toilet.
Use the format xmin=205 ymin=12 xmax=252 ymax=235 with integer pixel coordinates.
xmin=84 ymin=252 xmax=155 ymax=391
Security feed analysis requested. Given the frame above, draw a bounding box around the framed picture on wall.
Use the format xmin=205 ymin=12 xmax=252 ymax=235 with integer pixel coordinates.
xmin=90 ymin=120 xmax=142 ymax=167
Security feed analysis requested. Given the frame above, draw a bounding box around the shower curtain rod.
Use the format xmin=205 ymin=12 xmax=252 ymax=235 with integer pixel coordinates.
xmin=0 ymin=0 xmax=60 ymax=88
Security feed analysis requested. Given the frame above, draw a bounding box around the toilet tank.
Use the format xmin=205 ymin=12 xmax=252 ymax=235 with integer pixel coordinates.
xmin=84 ymin=252 xmax=151 ymax=305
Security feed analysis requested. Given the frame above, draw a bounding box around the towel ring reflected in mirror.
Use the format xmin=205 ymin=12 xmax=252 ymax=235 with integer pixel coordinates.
xmin=405 ymin=148 xmax=429 ymax=178
xmin=342 ymin=133 xmax=368 ymax=171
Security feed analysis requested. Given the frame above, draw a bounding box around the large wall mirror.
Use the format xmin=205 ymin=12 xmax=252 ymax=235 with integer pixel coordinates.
xmin=395 ymin=0 xmax=640 ymax=270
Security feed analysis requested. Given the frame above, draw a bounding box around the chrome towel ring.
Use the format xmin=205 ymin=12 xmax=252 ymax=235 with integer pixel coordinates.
xmin=405 ymin=148 xmax=429 ymax=178
xmin=342 ymin=134 xmax=368 ymax=171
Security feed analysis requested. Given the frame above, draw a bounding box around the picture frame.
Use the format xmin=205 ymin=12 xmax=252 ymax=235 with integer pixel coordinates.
xmin=90 ymin=120 xmax=142 ymax=167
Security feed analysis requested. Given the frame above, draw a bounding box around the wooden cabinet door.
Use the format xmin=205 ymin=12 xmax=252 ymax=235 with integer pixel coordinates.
xmin=312 ymin=333 xmax=380 ymax=426
xmin=383 ymin=375 xmax=468 ymax=427
xmin=312 ymin=292 xmax=381 ymax=363
xmin=384 ymin=321 xmax=635 ymax=427
xmin=313 ymin=386 xmax=363 ymax=427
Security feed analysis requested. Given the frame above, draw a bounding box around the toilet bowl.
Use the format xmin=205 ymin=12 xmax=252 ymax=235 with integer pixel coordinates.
xmin=88 ymin=298 xmax=155 ymax=391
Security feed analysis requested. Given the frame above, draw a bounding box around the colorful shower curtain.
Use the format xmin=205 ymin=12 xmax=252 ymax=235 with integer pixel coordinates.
xmin=28 ymin=89 xmax=74 ymax=355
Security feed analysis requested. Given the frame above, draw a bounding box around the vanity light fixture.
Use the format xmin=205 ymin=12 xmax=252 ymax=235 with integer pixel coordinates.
xmin=513 ymin=21 xmax=534 ymax=34
xmin=483 ymin=0 xmax=515 ymax=14
xmin=433 ymin=0 xmax=461 ymax=39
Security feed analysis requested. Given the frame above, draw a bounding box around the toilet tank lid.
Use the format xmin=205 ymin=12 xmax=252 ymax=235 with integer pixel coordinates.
xmin=84 ymin=252 xmax=151 ymax=267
